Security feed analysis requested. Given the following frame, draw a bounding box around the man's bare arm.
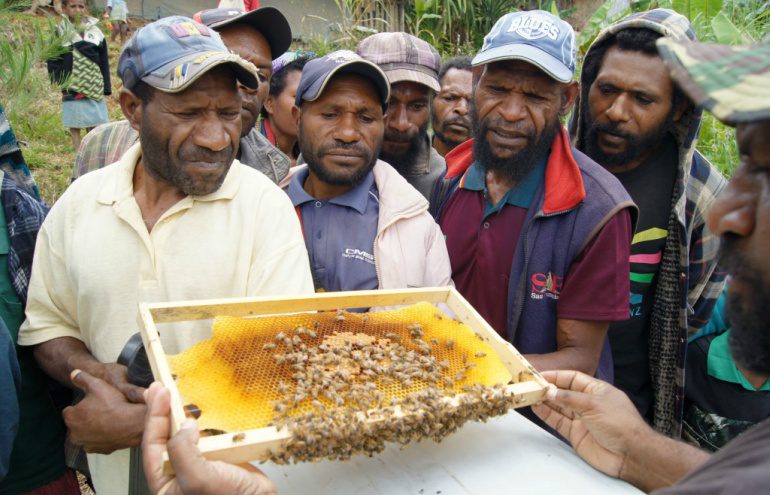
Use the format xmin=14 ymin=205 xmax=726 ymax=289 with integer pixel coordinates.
xmin=33 ymin=336 xmax=145 ymax=402
xmin=33 ymin=338 xmax=148 ymax=453
xmin=533 ymin=370 xmax=710 ymax=492
xmin=33 ymin=336 xmax=102 ymax=387
xmin=525 ymin=319 xmax=608 ymax=375
xmin=620 ymin=423 xmax=710 ymax=491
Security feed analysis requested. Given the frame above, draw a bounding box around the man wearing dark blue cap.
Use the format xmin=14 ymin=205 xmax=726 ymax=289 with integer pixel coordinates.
xmin=433 ymin=11 xmax=636 ymax=413
xmin=17 ymin=17 xmax=313 ymax=494
xmin=73 ymin=7 xmax=293 ymax=185
xmin=287 ymin=50 xmax=452 ymax=296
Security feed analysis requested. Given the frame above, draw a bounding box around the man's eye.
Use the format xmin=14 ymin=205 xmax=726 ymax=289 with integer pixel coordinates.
xmin=598 ymin=84 xmax=615 ymax=96
xmin=359 ymin=114 xmax=375 ymax=124
xmin=635 ymin=95 xmax=653 ymax=106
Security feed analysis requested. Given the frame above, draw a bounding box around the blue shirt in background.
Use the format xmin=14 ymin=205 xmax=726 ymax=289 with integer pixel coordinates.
xmin=288 ymin=168 xmax=380 ymax=296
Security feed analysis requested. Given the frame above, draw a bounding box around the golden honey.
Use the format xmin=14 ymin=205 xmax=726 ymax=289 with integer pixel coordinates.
xmin=168 ymin=302 xmax=513 ymax=433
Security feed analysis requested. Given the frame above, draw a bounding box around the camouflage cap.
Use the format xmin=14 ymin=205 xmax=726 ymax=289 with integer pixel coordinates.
xmin=657 ymin=39 xmax=770 ymax=125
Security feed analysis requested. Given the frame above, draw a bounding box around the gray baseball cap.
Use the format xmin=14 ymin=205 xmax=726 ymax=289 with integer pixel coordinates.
xmin=473 ymin=10 xmax=576 ymax=83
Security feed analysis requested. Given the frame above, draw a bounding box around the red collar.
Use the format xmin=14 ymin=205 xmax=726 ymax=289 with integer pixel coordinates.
xmin=262 ymin=118 xmax=277 ymax=145
xmin=444 ymin=128 xmax=585 ymax=215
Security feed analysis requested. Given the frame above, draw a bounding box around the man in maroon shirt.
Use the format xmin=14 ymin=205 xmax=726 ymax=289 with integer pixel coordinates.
xmin=435 ymin=11 xmax=635 ymax=382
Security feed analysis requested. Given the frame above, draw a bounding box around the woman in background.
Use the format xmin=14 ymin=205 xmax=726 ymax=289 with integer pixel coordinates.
xmin=261 ymin=51 xmax=314 ymax=167
xmin=48 ymin=0 xmax=111 ymax=151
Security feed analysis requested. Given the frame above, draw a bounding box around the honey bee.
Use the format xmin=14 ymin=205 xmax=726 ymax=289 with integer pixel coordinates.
xmin=183 ymin=403 xmax=201 ymax=419
xmin=475 ymin=352 xmax=487 ymax=358
xmin=232 ymin=432 xmax=246 ymax=443
xmin=445 ymin=339 xmax=455 ymax=350
xmin=262 ymin=342 xmax=277 ymax=351
xmin=333 ymin=309 xmax=346 ymax=322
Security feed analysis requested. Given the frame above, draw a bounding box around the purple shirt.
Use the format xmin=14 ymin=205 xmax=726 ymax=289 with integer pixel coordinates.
xmin=288 ymin=168 xmax=380 ymax=293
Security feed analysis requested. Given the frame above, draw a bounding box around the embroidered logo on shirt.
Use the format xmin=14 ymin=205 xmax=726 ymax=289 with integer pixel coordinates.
xmin=530 ymin=272 xmax=562 ymax=300
xmin=342 ymin=248 xmax=375 ymax=265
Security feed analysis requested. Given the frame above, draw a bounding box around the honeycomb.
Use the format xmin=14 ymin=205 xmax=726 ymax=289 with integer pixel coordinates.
xmin=167 ymin=302 xmax=513 ymax=433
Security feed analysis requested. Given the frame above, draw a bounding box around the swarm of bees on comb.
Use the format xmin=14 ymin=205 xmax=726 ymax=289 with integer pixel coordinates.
xmin=168 ymin=302 xmax=527 ymax=464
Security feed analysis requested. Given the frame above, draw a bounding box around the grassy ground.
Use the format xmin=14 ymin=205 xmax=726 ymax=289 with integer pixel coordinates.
xmin=2 ymin=10 xmax=133 ymax=205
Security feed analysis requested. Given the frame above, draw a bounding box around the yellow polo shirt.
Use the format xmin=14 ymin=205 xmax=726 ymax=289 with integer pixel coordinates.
xmin=18 ymin=143 xmax=314 ymax=494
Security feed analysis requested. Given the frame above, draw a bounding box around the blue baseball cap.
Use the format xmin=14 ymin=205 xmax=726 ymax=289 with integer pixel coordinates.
xmin=473 ymin=10 xmax=576 ymax=83
xmin=118 ymin=16 xmax=258 ymax=93
xmin=295 ymin=50 xmax=390 ymax=110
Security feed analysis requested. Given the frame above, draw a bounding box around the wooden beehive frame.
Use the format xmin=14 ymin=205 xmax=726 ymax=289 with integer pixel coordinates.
xmin=138 ymin=287 xmax=551 ymax=472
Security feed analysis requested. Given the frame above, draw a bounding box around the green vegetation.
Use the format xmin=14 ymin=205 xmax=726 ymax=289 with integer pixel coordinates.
xmin=0 ymin=1 xmax=123 ymax=204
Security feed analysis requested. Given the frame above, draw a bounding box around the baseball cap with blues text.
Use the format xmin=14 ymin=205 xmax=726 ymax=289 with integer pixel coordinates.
xmin=473 ymin=10 xmax=576 ymax=83
xmin=118 ymin=16 xmax=258 ymax=93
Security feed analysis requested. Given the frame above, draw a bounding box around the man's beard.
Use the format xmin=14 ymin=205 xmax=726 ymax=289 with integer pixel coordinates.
xmin=434 ymin=115 xmax=472 ymax=150
xmin=472 ymin=102 xmax=560 ymax=183
xmin=720 ymin=235 xmax=770 ymax=375
xmin=379 ymin=122 xmax=428 ymax=174
xmin=139 ymin=118 xmax=233 ymax=196
xmin=300 ymin=128 xmax=380 ymax=187
xmin=584 ymin=110 xmax=673 ymax=168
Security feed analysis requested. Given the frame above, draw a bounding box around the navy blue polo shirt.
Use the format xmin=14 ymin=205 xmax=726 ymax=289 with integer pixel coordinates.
xmin=288 ymin=167 xmax=380 ymax=293
xmin=440 ymin=160 xmax=545 ymax=335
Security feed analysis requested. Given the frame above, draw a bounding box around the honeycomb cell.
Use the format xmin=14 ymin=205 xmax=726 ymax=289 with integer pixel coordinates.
xmin=167 ymin=302 xmax=514 ymax=433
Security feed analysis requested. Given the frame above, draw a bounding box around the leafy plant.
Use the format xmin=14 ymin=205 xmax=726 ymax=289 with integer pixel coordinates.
xmin=672 ymin=0 xmax=723 ymax=22
xmin=302 ymin=0 xmax=387 ymax=52
xmin=0 ymin=2 xmax=66 ymax=101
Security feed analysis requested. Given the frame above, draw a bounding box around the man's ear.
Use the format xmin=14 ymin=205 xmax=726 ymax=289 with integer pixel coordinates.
xmin=560 ymin=81 xmax=579 ymax=117
xmin=291 ymin=104 xmax=301 ymax=128
xmin=672 ymin=90 xmax=689 ymax=123
xmin=120 ymin=88 xmax=144 ymax=132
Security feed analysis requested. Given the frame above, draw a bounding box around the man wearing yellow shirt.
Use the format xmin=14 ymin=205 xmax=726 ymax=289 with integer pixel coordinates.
xmin=17 ymin=17 xmax=313 ymax=495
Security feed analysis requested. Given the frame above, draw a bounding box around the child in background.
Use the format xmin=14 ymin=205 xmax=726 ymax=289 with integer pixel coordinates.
xmin=103 ymin=0 xmax=128 ymax=45
xmin=47 ymin=0 xmax=111 ymax=151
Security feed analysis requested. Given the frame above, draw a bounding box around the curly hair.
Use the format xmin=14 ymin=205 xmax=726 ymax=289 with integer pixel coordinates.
xmin=438 ymin=56 xmax=472 ymax=83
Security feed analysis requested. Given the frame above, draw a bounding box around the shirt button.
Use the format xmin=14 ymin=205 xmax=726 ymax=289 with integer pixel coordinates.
xmin=315 ymin=201 xmax=323 ymax=208
xmin=483 ymin=222 xmax=491 ymax=229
